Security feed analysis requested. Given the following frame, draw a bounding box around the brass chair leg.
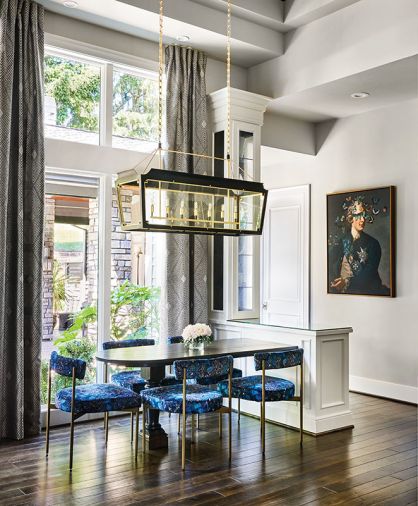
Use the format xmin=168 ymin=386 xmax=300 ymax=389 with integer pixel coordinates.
xmin=182 ymin=411 xmax=186 ymax=470
xmin=69 ymin=367 xmax=76 ymax=471
xmin=182 ymin=370 xmax=187 ymax=471
xmin=69 ymin=415 xmax=75 ymax=471
xmin=197 ymin=413 xmax=200 ymax=430
xmin=105 ymin=412 xmax=109 ymax=446
xmin=300 ymin=362 xmax=304 ymax=447
xmin=46 ymin=364 xmax=52 ymax=456
xmin=130 ymin=412 xmax=134 ymax=443
xmin=261 ymin=361 xmax=266 ymax=456
xmin=218 ymin=412 xmax=222 ymax=439
xmin=142 ymin=405 xmax=146 ymax=452
xmin=135 ymin=409 xmax=139 ymax=460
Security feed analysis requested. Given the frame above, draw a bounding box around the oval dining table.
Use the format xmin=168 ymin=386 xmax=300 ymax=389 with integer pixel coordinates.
xmin=96 ymin=337 xmax=298 ymax=450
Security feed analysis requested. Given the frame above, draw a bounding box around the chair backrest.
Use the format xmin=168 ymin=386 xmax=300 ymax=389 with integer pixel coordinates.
xmin=174 ymin=355 xmax=233 ymax=380
xmin=50 ymin=351 xmax=86 ymax=380
xmin=167 ymin=335 xmax=183 ymax=344
xmin=254 ymin=349 xmax=303 ymax=371
xmin=102 ymin=338 xmax=155 ymax=350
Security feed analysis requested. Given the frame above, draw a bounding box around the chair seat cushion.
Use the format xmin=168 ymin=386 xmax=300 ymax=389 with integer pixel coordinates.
xmin=217 ymin=375 xmax=295 ymax=402
xmin=141 ymin=384 xmax=223 ymax=414
xmin=55 ymin=383 xmax=141 ymax=415
xmin=111 ymin=370 xmax=147 ymax=393
xmin=197 ymin=367 xmax=243 ymax=385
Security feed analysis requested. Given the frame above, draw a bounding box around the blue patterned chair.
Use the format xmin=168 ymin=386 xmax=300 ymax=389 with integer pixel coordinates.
xmin=164 ymin=335 xmax=243 ymax=429
xmin=103 ymin=338 xmax=155 ymax=441
xmin=45 ymin=352 xmax=142 ymax=471
xmin=165 ymin=335 xmax=243 ymax=386
xmin=141 ymin=355 xmax=234 ymax=470
xmin=218 ymin=349 xmax=304 ymax=454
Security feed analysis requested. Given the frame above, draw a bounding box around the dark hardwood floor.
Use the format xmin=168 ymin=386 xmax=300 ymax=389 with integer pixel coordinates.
xmin=0 ymin=393 xmax=416 ymax=505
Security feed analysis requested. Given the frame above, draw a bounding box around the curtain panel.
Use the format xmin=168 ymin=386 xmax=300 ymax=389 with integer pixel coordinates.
xmin=0 ymin=0 xmax=44 ymax=439
xmin=163 ymin=45 xmax=209 ymax=337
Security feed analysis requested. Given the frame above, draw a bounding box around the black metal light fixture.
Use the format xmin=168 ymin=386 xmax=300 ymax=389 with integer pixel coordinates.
xmin=115 ymin=0 xmax=268 ymax=236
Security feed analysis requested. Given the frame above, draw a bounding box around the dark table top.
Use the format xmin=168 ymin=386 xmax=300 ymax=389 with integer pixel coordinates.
xmin=96 ymin=338 xmax=298 ymax=367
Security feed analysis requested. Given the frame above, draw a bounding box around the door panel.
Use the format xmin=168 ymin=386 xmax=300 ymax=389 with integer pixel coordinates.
xmin=262 ymin=185 xmax=310 ymax=327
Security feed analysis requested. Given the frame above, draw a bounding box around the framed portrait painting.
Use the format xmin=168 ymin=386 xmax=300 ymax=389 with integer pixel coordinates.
xmin=327 ymin=186 xmax=395 ymax=297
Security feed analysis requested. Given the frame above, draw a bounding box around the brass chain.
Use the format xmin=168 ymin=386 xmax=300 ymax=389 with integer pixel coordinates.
xmin=158 ymin=0 xmax=164 ymax=148
xmin=226 ymin=0 xmax=232 ymax=177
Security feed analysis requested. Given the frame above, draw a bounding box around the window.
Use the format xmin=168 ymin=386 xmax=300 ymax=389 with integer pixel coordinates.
xmin=41 ymin=175 xmax=99 ymax=405
xmin=112 ymin=67 xmax=158 ymax=151
xmin=44 ymin=54 xmax=101 ymax=144
xmin=44 ymin=48 xmax=159 ymax=150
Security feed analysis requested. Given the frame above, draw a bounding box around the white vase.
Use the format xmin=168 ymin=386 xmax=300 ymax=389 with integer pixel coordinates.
xmin=187 ymin=341 xmax=205 ymax=351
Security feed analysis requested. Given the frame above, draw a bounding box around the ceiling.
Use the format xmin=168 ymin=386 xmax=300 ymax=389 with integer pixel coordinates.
xmin=268 ymin=56 xmax=418 ymax=122
xmin=39 ymin=0 xmax=418 ymax=123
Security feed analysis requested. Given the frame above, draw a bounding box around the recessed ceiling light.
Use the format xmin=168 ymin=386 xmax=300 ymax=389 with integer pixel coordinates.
xmin=350 ymin=92 xmax=370 ymax=99
xmin=176 ymin=35 xmax=190 ymax=42
xmin=63 ymin=1 xmax=78 ymax=8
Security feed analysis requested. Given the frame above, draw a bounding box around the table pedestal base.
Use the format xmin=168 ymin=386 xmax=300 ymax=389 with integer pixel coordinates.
xmin=141 ymin=365 xmax=169 ymax=449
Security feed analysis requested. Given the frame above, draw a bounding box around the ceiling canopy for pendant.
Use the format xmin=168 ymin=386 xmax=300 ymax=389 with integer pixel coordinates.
xmin=115 ymin=0 xmax=268 ymax=236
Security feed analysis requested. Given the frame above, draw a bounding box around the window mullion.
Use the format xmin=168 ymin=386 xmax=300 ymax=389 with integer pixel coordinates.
xmin=100 ymin=62 xmax=113 ymax=147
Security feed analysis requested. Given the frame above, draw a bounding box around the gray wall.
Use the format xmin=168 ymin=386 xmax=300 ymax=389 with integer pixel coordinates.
xmin=262 ymin=99 xmax=418 ymax=398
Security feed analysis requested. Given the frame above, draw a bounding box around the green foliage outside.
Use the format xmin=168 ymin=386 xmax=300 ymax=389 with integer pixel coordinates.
xmin=44 ymin=55 xmax=158 ymax=141
xmin=45 ymin=56 xmax=100 ymax=132
xmin=52 ymin=259 xmax=70 ymax=313
xmin=113 ymin=71 xmax=158 ymax=141
xmin=41 ymin=281 xmax=160 ymax=404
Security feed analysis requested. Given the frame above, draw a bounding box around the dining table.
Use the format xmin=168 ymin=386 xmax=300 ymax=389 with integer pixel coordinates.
xmin=96 ymin=337 xmax=298 ymax=449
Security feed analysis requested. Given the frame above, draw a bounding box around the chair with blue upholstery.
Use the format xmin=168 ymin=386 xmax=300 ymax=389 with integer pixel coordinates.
xmin=141 ymin=355 xmax=233 ymax=470
xmin=164 ymin=336 xmax=243 ymax=430
xmin=217 ymin=348 xmax=304 ymax=455
xmin=103 ymin=338 xmax=155 ymax=441
xmin=165 ymin=336 xmax=243 ymax=387
xmin=45 ymin=351 xmax=142 ymax=471
xmin=103 ymin=338 xmax=155 ymax=392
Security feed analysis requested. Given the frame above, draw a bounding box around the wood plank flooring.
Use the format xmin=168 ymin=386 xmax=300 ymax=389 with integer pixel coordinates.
xmin=0 ymin=393 xmax=416 ymax=505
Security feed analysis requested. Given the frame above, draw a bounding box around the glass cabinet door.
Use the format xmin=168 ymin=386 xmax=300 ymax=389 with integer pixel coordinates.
xmin=238 ymin=130 xmax=255 ymax=312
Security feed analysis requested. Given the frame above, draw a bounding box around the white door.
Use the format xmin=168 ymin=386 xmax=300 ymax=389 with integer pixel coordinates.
xmin=261 ymin=185 xmax=310 ymax=327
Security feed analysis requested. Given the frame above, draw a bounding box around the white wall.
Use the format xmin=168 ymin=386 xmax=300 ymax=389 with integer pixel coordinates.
xmin=44 ymin=11 xmax=248 ymax=93
xmin=262 ymin=100 xmax=418 ymax=403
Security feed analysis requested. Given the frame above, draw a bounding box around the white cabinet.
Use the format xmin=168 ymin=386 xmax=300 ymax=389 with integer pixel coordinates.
xmin=212 ymin=320 xmax=353 ymax=435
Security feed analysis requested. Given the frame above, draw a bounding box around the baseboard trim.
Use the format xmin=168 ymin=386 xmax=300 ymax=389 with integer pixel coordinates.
xmin=350 ymin=375 xmax=418 ymax=404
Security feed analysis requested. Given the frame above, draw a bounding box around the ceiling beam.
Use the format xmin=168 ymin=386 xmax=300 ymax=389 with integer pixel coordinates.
xmin=248 ymin=0 xmax=418 ymax=99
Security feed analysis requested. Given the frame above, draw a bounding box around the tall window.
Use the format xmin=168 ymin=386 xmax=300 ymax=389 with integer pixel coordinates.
xmin=112 ymin=67 xmax=158 ymax=151
xmin=44 ymin=54 xmax=101 ymax=144
xmin=41 ymin=175 xmax=99 ymax=405
xmin=44 ymin=48 xmax=159 ymax=151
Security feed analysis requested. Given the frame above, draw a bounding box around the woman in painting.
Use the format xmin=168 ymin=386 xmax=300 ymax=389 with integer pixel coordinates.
xmin=329 ymin=197 xmax=390 ymax=295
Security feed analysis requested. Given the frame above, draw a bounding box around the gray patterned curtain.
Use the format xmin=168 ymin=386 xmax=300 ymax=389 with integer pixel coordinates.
xmin=0 ymin=0 xmax=44 ymax=439
xmin=164 ymin=45 xmax=208 ymax=337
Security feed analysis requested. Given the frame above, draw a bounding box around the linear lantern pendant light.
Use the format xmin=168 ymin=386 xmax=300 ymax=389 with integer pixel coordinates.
xmin=115 ymin=0 xmax=267 ymax=236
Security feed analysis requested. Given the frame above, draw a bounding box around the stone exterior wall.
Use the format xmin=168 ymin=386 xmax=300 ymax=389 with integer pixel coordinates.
xmin=42 ymin=197 xmax=55 ymax=340
xmin=87 ymin=188 xmax=132 ymax=303
xmin=111 ymin=189 xmax=132 ymax=287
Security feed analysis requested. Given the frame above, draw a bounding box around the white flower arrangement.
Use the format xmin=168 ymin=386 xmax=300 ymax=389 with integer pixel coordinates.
xmin=182 ymin=323 xmax=213 ymax=347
